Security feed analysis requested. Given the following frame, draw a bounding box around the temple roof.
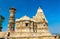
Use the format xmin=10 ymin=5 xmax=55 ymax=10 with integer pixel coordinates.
xmin=20 ymin=15 xmax=31 ymax=20
xmin=16 ymin=7 xmax=48 ymax=23
xmin=16 ymin=15 xmax=31 ymax=21
xmin=33 ymin=7 xmax=48 ymax=23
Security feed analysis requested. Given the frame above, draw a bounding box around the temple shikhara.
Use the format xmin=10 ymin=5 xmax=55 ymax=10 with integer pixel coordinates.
xmin=0 ymin=7 xmax=58 ymax=39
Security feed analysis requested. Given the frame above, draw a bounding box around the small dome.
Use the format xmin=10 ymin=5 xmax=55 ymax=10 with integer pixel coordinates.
xmin=20 ymin=15 xmax=31 ymax=20
xmin=16 ymin=15 xmax=31 ymax=21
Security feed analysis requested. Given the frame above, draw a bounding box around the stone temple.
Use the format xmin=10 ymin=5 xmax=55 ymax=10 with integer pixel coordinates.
xmin=0 ymin=7 xmax=58 ymax=39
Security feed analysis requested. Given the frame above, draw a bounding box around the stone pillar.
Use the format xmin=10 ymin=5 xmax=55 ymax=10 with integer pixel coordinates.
xmin=30 ymin=21 xmax=34 ymax=32
xmin=33 ymin=22 xmax=37 ymax=32
xmin=8 ymin=7 xmax=16 ymax=32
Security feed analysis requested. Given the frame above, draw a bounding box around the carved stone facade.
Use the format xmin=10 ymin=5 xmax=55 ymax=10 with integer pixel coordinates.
xmin=0 ymin=7 xmax=58 ymax=39
xmin=12 ymin=7 xmax=56 ymax=39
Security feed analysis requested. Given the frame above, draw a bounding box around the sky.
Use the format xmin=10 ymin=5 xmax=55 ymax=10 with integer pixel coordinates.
xmin=0 ymin=0 xmax=60 ymax=34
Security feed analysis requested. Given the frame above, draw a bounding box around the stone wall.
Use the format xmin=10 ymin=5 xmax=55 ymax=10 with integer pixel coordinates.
xmin=10 ymin=36 xmax=55 ymax=39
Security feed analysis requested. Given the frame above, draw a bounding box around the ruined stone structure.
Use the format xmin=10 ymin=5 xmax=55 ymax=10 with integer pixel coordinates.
xmin=0 ymin=7 xmax=58 ymax=39
xmin=8 ymin=8 xmax=16 ymax=32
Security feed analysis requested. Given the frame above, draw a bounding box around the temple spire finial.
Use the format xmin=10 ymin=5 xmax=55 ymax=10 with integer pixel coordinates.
xmin=37 ymin=7 xmax=43 ymax=13
xmin=34 ymin=7 xmax=48 ymax=23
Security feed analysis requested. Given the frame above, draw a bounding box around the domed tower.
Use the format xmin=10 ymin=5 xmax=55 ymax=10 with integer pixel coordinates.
xmin=8 ymin=7 xmax=16 ymax=32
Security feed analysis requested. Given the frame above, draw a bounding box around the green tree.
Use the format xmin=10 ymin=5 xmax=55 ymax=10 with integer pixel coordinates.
xmin=0 ymin=15 xmax=5 ymax=31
